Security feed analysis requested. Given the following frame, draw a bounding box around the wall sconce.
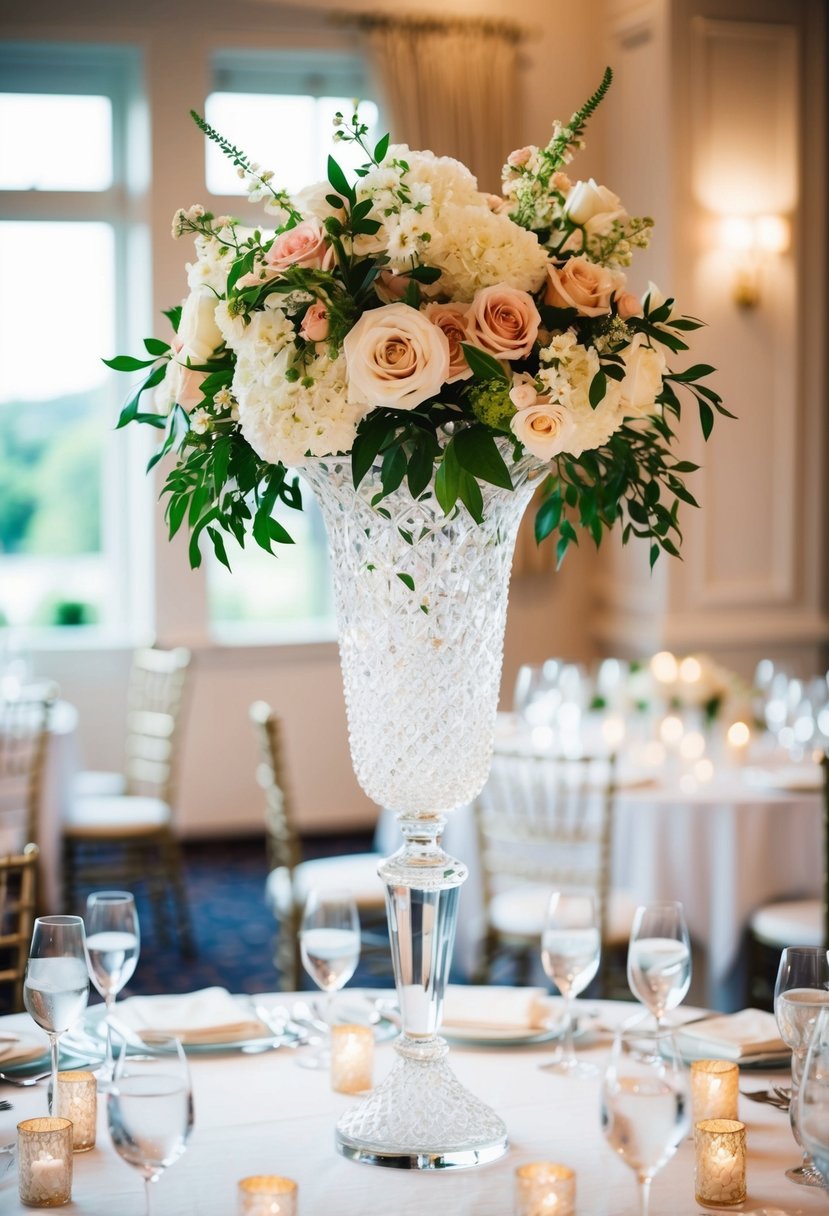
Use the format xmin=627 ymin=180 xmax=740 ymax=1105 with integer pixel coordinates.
xmin=719 ymin=214 xmax=789 ymax=308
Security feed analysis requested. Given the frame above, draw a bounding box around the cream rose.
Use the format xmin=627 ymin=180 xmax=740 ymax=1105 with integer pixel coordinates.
xmin=564 ymin=178 xmax=627 ymax=235
xmin=166 ymin=360 xmax=207 ymax=412
xmin=466 ymin=285 xmax=540 ymax=361
xmin=423 ymin=303 xmax=472 ymax=383
xmin=265 ymin=218 xmax=328 ymax=272
xmin=344 ymin=303 xmax=451 ymax=410
xmin=177 ymin=288 xmax=223 ymax=362
xmin=510 ymin=398 xmax=574 ymax=460
xmin=545 ymin=258 xmax=620 ymax=317
xmin=619 ymin=334 xmax=666 ymax=418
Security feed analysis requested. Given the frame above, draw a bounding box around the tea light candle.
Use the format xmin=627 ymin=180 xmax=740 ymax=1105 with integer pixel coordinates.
xmin=694 ymin=1119 xmax=747 ymax=1207
xmin=691 ymin=1060 xmax=739 ymax=1123
xmin=330 ymin=1023 xmax=374 ymax=1094
xmin=54 ymin=1070 xmax=97 ymax=1152
xmin=17 ymin=1117 xmax=73 ymax=1207
xmin=514 ymin=1162 xmax=576 ymax=1216
xmin=237 ymin=1174 xmax=298 ymax=1215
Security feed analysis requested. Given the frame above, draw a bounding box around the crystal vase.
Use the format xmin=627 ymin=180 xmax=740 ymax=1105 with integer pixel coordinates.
xmin=302 ymin=444 xmax=540 ymax=1169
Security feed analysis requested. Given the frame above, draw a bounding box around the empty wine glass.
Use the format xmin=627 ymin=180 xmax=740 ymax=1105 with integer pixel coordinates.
xmin=298 ymin=888 xmax=360 ymax=1069
xmin=85 ymin=891 xmax=140 ymax=1083
xmin=799 ymin=1005 xmax=829 ymax=1188
xmin=774 ymin=946 xmax=829 ymax=1186
xmin=540 ymin=889 xmax=600 ymax=1076
xmin=601 ymin=1026 xmax=689 ymax=1216
xmin=23 ymin=915 xmax=89 ymax=1112
xmin=108 ymin=1033 xmax=193 ymax=1216
xmin=627 ymin=902 xmax=691 ymax=1029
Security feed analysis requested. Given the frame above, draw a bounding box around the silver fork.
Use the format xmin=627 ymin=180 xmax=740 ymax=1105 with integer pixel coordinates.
xmin=0 ymin=1069 xmax=52 ymax=1087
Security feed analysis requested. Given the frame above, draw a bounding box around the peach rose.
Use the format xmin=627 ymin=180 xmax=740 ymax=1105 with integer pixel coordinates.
xmin=300 ymin=301 xmax=330 ymax=344
xmin=510 ymin=397 xmax=574 ymax=460
xmin=508 ymin=381 xmax=538 ymax=410
xmin=344 ymin=303 xmax=451 ymax=410
xmin=265 ymin=218 xmax=328 ymax=272
xmin=466 ymin=285 xmax=541 ymax=361
xmin=507 ymin=145 xmax=535 ymax=169
xmin=545 ymin=257 xmax=620 ymax=317
xmin=374 ymin=270 xmax=411 ymax=305
xmin=423 ymin=303 xmax=472 ymax=383
xmin=615 ymin=290 xmax=642 ymax=320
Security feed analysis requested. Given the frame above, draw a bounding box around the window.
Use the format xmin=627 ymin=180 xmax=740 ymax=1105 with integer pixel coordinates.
xmin=0 ymin=44 xmax=144 ymax=633
xmin=203 ymin=50 xmax=380 ymax=641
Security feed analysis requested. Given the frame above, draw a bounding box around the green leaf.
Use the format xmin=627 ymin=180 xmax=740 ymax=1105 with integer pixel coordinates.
xmin=352 ymin=415 xmax=393 ymax=487
xmin=227 ymin=249 xmax=256 ymax=295
xmin=435 ymin=440 xmax=461 ymax=513
xmin=589 ymin=370 xmax=607 ymax=408
xmin=453 ymin=425 xmax=513 ymax=489
xmin=163 ymin=305 xmax=182 ymax=333
xmin=534 ymin=492 xmax=562 ymax=543
xmin=380 ymin=444 xmax=407 ymax=496
xmin=396 ymin=572 xmax=415 ymax=591
xmin=698 ymin=399 xmax=714 ymax=440
xmin=212 ymin=436 xmax=231 ymax=494
xmin=671 ymin=363 xmax=717 ymax=382
xmin=407 ymin=264 xmax=441 ymax=285
xmin=374 ymin=133 xmax=390 ymax=163
xmin=104 ymin=354 xmax=158 ymax=372
xmin=649 ymin=543 xmax=660 ymax=570
xmin=143 ymin=337 xmax=171 ymax=356
xmin=460 ymin=343 xmax=510 ymax=384
xmin=327 ymin=155 xmax=354 ymax=202
xmin=207 ymin=525 xmax=231 ymax=570
xmin=407 ymin=437 xmax=434 ymax=499
xmin=456 ymin=467 xmax=484 ymax=524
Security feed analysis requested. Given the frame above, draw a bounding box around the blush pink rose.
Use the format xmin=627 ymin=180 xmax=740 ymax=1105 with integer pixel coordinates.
xmin=343 ymin=303 xmax=451 ymax=410
xmin=265 ymin=218 xmax=328 ymax=272
xmin=466 ymin=285 xmax=541 ymax=361
xmin=545 ymin=257 xmax=620 ymax=317
xmin=168 ymin=361 xmax=207 ymax=412
xmin=300 ymin=301 xmax=330 ymax=343
xmin=615 ymin=290 xmax=643 ymax=320
xmin=374 ymin=270 xmax=411 ymax=304
xmin=423 ymin=303 xmax=472 ymax=383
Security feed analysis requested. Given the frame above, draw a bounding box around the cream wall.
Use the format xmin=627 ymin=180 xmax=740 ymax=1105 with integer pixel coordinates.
xmin=7 ymin=0 xmax=828 ymax=835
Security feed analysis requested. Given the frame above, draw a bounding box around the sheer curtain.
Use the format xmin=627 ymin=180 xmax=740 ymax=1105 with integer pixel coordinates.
xmin=343 ymin=12 xmax=523 ymax=193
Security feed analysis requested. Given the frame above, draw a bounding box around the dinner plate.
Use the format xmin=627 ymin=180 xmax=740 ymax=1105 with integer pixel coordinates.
xmin=440 ymin=1022 xmax=564 ymax=1047
xmin=674 ymin=1034 xmax=791 ymax=1071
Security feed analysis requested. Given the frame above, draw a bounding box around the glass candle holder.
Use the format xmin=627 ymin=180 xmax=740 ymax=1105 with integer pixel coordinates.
xmin=53 ymin=1070 xmax=97 ymax=1152
xmin=237 ymin=1175 xmax=298 ymax=1216
xmin=330 ymin=1023 xmax=374 ymax=1094
xmin=514 ymin=1162 xmax=576 ymax=1215
xmin=694 ymin=1119 xmax=747 ymax=1207
xmin=17 ymin=1117 xmax=73 ymax=1208
xmin=690 ymin=1059 xmax=739 ymax=1123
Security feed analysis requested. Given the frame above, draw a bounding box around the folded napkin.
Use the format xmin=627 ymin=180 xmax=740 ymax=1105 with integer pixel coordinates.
xmin=114 ymin=987 xmax=265 ymax=1046
xmin=677 ymin=1008 xmax=786 ymax=1060
xmin=0 ymin=1032 xmax=46 ymax=1069
xmin=441 ymin=985 xmax=557 ymax=1033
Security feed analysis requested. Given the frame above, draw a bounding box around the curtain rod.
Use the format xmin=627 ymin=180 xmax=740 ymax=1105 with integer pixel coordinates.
xmin=329 ymin=9 xmax=528 ymax=44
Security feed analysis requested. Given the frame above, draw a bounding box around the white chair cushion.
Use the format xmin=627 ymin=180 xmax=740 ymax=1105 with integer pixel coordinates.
xmin=750 ymin=899 xmax=822 ymax=948
xmin=489 ymin=883 xmax=637 ymax=945
xmin=73 ymin=770 xmax=127 ymax=798
xmin=65 ymin=794 xmax=171 ymax=836
xmin=266 ymin=853 xmax=385 ymax=915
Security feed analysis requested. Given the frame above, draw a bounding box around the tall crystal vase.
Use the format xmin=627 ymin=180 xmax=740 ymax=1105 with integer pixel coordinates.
xmin=302 ymin=447 xmax=540 ymax=1169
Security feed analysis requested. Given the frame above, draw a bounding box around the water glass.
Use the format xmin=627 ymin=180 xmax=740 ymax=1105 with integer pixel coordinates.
xmin=298 ymin=888 xmax=360 ymax=1069
xmin=85 ymin=891 xmax=140 ymax=1083
xmin=799 ymin=1005 xmax=829 ymax=1187
xmin=774 ymin=946 xmax=829 ymax=1185
xmin=23 ymin=916 xmax=89 ymax=1113
xmin=627 ymin=902 xmax=691 ymax=1028
xmin=540 ymin=889 xmax=600 ymax=1076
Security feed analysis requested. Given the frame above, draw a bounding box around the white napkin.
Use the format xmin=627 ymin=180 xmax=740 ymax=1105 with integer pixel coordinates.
xmin=441 ymin=985 xmax=555 ymax=1033
xmin=0 ymin=1032 xmax=46 ymax=1068
xmin=114 ymin=987 xmax=265 ymax=1045
xmin=677 ymin=1008 xmax=786 ymax=1059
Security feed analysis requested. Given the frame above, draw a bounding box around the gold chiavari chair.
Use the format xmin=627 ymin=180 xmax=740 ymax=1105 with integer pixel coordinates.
xmin=0 ymin=844 xmax=39 ymax=1012
xmin=473 ymin=748 xmax=636 ymax=991
xmin=250 ymin=701 xmax=386 ymax=990
xmin=0 ymin=687 xmax=54 ymax=901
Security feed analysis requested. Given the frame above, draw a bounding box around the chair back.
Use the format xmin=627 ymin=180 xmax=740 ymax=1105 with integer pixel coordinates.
xmin=822 ymin=753 xmax=829 ymax=948
xmin=249 ymin=701 xmax=301 ymax=875
xmin=123 ymin=647 xmax=191 ymax=806
xmin=0 ymin=844 xmax=39 ymax=1012
xmin=0 ymin=690 xmax=54 ymax=849
xmin=475 ymin=747 xmax=618 ymax=945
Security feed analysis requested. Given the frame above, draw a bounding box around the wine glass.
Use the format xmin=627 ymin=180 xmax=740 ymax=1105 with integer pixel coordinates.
xmin=799 ymin=1005 xmax=829 ymax=1188
xmin=627 ymin=902 xmax=691 ymax=1028
xmin=23 ymin=915 xmax=89 ymax=1111
xmin=601 ymin=1025 xmax=689 ymax=1216
xmin=298 ymin=888 xmax=360 ymax=1069
xmin=540 ymin=889 xmax=600 ymax=1076
xmin=85 ymin=890 xmax=141 ymax=1083
xmin=108 ymin=1033 xmax=193 ymax=1216
xmin=773 ymin=945 xmax=829 ymax=1186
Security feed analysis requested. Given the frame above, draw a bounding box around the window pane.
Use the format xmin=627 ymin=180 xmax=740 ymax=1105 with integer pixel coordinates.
xmin=0 ymin=95 xmax=112 ymax=191
xmin=0 ymin=222 xmax=115 ymax=628
xmin=205 ymin=93 xmax=379 ymax=196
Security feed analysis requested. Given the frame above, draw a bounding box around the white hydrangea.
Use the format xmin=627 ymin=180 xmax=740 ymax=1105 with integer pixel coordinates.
xmin=216 ymin=296 xmax=295 ymax=360
xmin=233 ymin=346 xmax=369 ymax=468
xmin=538 ymin=335 xmax=624 ymax=457
xmin=422 ymin=205 xmax=548 ymax=301
xmin=185 ymin=225 xmax=242 ymax=295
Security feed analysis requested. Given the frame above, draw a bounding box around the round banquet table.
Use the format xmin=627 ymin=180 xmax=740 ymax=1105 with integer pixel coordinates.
xmin=0 ymin=996 xmax=826 ymax=1215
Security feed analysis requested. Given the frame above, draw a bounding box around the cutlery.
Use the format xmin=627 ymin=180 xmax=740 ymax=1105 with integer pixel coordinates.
xmin=741 ymin=1087 xmax=790 ymax=1111
xmin=0 ymin=1060 xmax=97 ymax=1087
xmin=252 ymin=1003 xmax=313 ymax=1046
xmin=0 ymin=1100 xmax=11 ymax=1111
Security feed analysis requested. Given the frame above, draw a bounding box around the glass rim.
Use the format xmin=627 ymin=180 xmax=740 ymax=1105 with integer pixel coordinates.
xmin=34 ymin=914 xmax=84 ymax=926
xmin=86 ymin=890 xmax=135 ymax=903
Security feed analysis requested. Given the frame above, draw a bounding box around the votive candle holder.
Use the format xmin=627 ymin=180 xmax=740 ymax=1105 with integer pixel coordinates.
xmin=690 ymin=1059 xmax=739 ymax=1123
xmin=237 ymin=1174 xmax=298 ymax=1215
xmin=17 ymin=1117 xmax=73 ymax=1208
xmin=330 ymin=1023 xmax=374 ymax=1094
xmin=694 ymin=1118 xmax=747 ymax=1207
xmin=53 ymin=1070 xmax=97 ymax=1152
xmin=514 ymin=1161 xmax=576 ymax=1215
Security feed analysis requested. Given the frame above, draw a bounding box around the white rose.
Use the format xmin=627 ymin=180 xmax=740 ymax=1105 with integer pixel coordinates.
xmin=344 ymin=304 xmax=451 ymax=410
xmin=178 ymin=289 xmax=223 ymax=363
xmin=510 ymin=398 xmax=575 ymax=460
xmin=564 ymin=178 xmax=627 ymax=235
xmin=619 ymin=334 xmax=666 ymax=418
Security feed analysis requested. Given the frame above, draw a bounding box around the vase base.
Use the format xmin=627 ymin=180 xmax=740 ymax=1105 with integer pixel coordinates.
xmin=334 ymin=1034 xmax=508 ymax=1171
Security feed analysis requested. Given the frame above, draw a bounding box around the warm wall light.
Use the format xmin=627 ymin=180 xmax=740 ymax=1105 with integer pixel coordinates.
xmin=720 ymin=214 xmax=789 ymax=308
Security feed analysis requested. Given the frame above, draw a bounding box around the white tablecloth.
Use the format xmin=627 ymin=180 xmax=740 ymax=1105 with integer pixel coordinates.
xmin=376 ymin=765 xmax=822 ymax=1009
xmin=0 ymin=996 xmax=823 ymax=1215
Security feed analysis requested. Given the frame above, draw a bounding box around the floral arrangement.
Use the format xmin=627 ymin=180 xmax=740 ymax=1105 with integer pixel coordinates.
xmin=109 ymin=68 xmax=728 ymax=569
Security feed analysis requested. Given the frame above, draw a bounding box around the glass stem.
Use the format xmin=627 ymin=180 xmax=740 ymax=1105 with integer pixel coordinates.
xmin=639 ymin=1174 xmax=652 ymax=1216
xmin=144 ymin=1175 xmax=154 ymax=1216
xmin=47 ymin=1032 xmax=60 ymax=1115
xmin=560 ymin=993 xmax=576 ymax=1067
xmin=103 ymin=993 xmax=115 ymax=1077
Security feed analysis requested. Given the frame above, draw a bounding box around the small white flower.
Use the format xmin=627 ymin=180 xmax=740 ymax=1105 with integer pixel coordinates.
xmin=190 ymin=408 xmax=211 ymax=434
